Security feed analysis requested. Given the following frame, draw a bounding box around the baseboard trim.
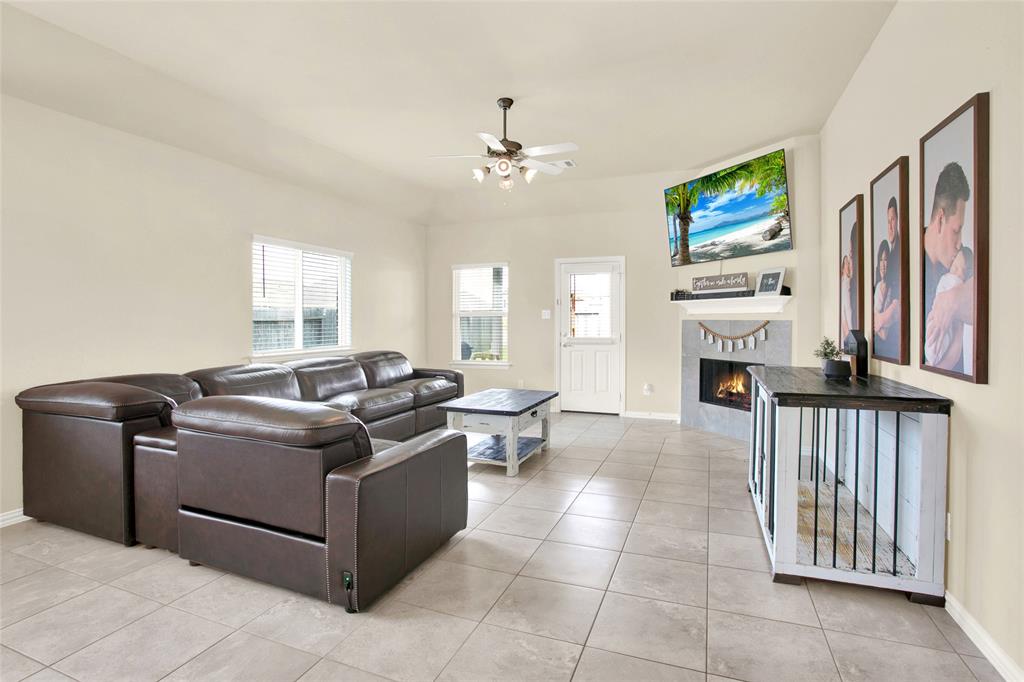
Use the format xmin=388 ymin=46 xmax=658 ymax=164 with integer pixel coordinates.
xmin=621 ymin=411 xmax=680 ymax=422
xmin=1 ymin=508 xmax=30 ymax=528
xmin=945 ymin=590 xmax=1022 ymax=681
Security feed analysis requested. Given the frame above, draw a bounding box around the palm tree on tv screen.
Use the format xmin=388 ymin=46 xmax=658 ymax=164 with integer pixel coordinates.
xmin=666 ymin=150 xmax=788 ymax=265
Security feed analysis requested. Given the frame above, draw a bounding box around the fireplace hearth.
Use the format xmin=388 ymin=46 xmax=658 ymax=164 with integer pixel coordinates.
xmin=699 ymin=358 xmax=761 ymax=412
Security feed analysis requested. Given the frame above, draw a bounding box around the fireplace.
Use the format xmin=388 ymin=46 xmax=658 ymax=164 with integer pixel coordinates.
xmin=681 ymin=320 xmax=790 ymax=438
xmin=699 ymin=358 xmax=761 ymax=412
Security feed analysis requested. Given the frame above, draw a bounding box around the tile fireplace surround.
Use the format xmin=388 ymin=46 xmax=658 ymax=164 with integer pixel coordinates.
xmin=680 ymin=320 xmax=792 ymax=439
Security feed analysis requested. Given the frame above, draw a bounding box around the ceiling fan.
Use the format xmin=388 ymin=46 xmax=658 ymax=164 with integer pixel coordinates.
xmin=432 ymin=97 xmax=578 ymax=190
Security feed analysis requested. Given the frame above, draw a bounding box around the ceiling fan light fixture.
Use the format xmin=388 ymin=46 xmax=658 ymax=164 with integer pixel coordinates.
xmin=433 ymin=97 xmax=578 ymax=191
xmin=494 ymin=157 xmax=513 ymax=177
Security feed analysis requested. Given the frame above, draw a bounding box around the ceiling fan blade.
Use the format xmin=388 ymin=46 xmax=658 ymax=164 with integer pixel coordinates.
xmin=476 ymin=132 xmax=507 ymax=153
xmin=520 ymin=157 xmax=563 ymax=175
xmin=520 ymin=142 xmax=578 ymax=157
xmin=429 ymin=154 xmax=491 ymax=159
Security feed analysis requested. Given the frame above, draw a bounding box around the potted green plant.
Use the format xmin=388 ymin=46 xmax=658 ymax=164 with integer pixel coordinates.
xmin=814 ymin=337 xmax=851 ymax=380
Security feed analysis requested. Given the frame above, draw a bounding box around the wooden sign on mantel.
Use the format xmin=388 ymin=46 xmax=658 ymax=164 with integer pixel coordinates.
xmin=692 ymin=272 xmax=749 ymax=293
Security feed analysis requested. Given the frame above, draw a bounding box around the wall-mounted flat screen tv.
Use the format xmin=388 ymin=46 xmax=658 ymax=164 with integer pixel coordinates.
xmin=665 ymin=148 xmax=792 ymax=266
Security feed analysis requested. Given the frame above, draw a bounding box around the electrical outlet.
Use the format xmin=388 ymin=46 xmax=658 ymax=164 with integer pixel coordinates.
xmin=642 ymin=383 xmax=654 ymax=396
xmin=517 ymin=379 xmax=525 ymax=389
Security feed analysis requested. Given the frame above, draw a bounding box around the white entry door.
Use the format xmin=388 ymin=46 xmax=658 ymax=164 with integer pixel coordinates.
xmin=557 ymin=259 xmax=624 ymax=414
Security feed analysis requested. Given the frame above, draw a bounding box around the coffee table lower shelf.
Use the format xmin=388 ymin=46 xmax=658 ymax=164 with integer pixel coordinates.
xmin=465 ymin=432 xmax=545 ymax=467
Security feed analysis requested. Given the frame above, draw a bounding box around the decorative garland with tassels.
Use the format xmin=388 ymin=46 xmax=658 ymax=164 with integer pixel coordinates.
xmin=698 ymin=321 xmax=770 ymax=352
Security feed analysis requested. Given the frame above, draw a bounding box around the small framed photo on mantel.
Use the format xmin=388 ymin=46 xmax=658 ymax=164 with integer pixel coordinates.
xmin=754 ymin=267 xmax=786 ymax=296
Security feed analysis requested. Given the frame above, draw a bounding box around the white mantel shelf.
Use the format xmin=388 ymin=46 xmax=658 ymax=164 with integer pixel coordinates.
xmin=673 ymin=294 xmax=792 ymax=316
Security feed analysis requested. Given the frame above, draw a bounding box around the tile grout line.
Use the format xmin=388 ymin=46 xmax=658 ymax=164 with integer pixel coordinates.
xmin=567 ymin=552 xmax=621 ymax=679
xmin=43 ymin=592 xmax=234 ymax=677
xmin=705 ymin=470 xmax=711 ymax=677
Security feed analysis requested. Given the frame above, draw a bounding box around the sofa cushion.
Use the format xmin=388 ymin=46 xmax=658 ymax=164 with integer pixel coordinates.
xmin=363 ymin=411 xmax=416 ymax=441
xmin=390 ymin=377 xmax=458 ymax=407
xmin=370 ymin=438 xmax=400 ymax=453
xmin=87 ymin=374 xmax=201 ymax=406
xmin=186 ymin=364 xmax=301 ymax=400
xmin=284 ymin=357 xmax=367 ymax=401
xmin=349 ymin=351 xmax=414 ymax=388
xmin=324 ymin=388 xmax=414 ymax=422
xmin=135 ymin=426 xmax=178 ymax=451
xmin=173 ymin=395 xmax=362 ymax=447
xmin=15 ymin=382 xmax=175 ymax=422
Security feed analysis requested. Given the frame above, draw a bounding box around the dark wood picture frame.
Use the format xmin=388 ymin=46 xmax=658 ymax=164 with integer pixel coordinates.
xmin=869 ymin=156 xmax=910 ymax=365
xmin=919 ymin=92 xmax=989 ymax=384
xmin=838 ymin=194 xmax=864 ymax=348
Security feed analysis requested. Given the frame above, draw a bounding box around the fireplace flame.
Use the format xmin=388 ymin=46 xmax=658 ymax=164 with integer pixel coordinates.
xmin=716 ymin=374 xmax=747 ymax=399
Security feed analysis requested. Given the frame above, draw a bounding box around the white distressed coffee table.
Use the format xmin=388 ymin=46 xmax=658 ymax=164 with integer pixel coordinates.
xmin=438 ymin=388 xmax=557 ymax=477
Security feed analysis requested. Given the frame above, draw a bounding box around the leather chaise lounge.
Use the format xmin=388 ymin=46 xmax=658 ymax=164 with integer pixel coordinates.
xmin=15 ymin=351 xmax=466 ymax=610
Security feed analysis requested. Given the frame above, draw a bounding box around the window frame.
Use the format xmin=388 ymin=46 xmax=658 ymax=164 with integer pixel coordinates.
xmin=251 ymin=234 xmax=353 ymax=358
xmin=451 ymin=262 xmax=511 ymax=368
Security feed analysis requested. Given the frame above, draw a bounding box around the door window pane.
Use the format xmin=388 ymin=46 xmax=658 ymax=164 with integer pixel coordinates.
xmin=569 ymin=272 xmax=612 ymax=338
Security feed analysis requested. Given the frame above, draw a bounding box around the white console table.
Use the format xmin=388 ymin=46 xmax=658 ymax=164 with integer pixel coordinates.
xmin=746 ymin=366 xmax=952 ymax=603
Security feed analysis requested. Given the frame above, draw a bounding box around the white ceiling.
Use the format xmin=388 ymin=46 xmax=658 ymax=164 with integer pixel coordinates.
xmin=13 ymin=1 xmax=892 ymax=193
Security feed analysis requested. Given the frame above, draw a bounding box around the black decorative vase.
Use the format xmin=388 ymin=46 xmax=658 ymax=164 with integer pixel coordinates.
xmin=821 ymin=359 xmax=852 ymax=380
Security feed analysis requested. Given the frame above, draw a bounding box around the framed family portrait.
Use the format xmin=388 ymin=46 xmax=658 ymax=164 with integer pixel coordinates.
xmin=839 ymin=195 xmax=864 ymax=348
xmin=919 ymin=92 xmax=989 ymax=383
xmin=869 ymin=156 xmax=910 ymax=365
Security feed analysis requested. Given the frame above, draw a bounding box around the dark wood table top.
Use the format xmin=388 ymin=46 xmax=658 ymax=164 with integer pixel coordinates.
xmin=748 ymin=366 xmax=952 ymax=414
xmin=438 ymin=388 xmax=559 ymax=416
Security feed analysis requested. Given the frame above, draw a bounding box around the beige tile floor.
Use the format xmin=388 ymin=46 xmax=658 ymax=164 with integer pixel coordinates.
xmin=0 ymin=414 xmax=1002 ymax=681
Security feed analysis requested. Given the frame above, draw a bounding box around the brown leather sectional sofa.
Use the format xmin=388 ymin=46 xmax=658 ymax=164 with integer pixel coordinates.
xmin=15 ymin=351 xmax=466 ymax=611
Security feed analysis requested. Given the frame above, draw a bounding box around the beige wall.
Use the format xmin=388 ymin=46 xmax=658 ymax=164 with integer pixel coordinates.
xmin=818 ymin=1 xmax=1023 ymax=667
xmin=0 ymin=97 xmax=427 ymax=512
xmin=424 ymin=136 xmax=822 ymax=416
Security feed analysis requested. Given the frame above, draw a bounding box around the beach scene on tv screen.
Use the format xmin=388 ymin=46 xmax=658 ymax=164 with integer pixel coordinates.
xmin=665 ymin=149 xmax=792 ymax=266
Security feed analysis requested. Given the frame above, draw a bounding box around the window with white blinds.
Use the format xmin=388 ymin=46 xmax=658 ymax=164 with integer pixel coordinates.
xmin=452 ymin=264 xmax=509 ymax=363
xmin=252 ymin=238 xmax=352 ymax=354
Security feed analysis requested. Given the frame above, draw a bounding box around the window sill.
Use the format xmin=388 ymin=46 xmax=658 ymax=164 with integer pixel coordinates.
xmin=450 ymin=361 xmax=511 ymax=370
xmin=250 ymin=346 xmax=354 ymax=362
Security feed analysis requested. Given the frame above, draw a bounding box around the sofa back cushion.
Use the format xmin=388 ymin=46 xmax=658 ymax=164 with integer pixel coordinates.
xmin=90 ymin=373 xmax=202 ymax=406
xmin=350 ymin=351 xmax=414 ymax=388
xmin=283 ymin=357 xmax=368 ymax=401
xmin=186 ymin=364 xmax=301 ymax=400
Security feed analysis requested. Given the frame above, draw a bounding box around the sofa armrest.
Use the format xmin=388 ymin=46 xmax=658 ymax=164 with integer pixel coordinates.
xmin=172 ymin=395 xmax=366 ymax=447
xmin=412 ymin=368 xmax=464 ymax=397
xmin=325 ymin=429 xmax=468 ymax=611
xmin=15 ymin=381 xmax=175 ymax=422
